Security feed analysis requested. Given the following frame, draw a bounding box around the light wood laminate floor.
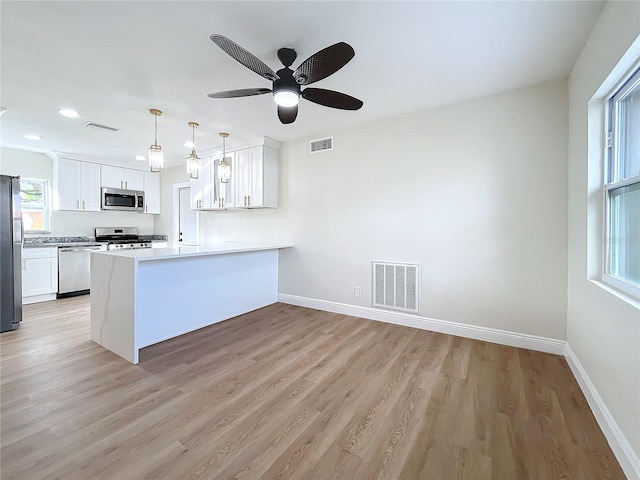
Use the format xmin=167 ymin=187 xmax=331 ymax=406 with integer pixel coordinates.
xmin=1 ymin=296 xmax=625 ymax=479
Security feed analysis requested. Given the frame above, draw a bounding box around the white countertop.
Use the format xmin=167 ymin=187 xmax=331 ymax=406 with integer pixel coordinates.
xmin=94 ymin=241 xmax=293 ymax=261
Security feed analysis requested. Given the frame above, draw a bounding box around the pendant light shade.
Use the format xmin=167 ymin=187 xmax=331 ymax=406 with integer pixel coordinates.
xmin=185 ymin=122 xmax=200 ymax=179
xmin=148 ymin=109 xmax=164 ymax=172
xmin=218 ymin=132 xmax=231 ymax=184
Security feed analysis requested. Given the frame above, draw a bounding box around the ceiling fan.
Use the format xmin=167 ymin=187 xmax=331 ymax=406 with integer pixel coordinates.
xmin=207 ymin=34 xmax=363 ymax=124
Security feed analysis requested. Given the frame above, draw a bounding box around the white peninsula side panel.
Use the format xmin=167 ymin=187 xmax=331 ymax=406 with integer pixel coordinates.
xmin=90 ymin=244 xmax=288 ymax=364
xmin=135 ymin=250 xmax=278 ymax=350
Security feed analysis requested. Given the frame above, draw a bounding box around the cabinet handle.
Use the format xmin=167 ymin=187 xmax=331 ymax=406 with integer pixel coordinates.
xmin=247 ymin=195 xmax=251 ymax=207
xmin=82 ymin=200 xmax=85 ymax=210
xmin=76 ymin=200 xmax=80 ymax=209
xmin=125 ymin=181 xmax=128 ymax=189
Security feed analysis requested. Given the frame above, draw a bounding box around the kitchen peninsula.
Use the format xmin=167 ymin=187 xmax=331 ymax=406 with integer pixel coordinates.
xmin=90 ymin=242 xmax=292 ymax=363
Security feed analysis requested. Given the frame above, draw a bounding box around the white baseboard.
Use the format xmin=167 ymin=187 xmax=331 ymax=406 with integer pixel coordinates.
xmin=277 ymin=293 xmax=639 ymax=479
xmin=23 ymin=293 xmax=57 ymax=305
xmin=277 ymin=294 xmax=565 ymax=355
xmin=564 ymin=344 xmax=640 ymax=480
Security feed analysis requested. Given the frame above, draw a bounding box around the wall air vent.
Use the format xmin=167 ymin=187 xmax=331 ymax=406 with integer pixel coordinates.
xmin=309 ymin=136 xmax=333 ymax=154
xmin=84 ymin=121 xmax=119 ymax=132
xmin=372 ymin=261 xmax=419 ymax=314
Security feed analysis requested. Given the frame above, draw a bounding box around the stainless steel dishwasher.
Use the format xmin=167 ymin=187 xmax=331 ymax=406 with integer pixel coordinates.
xmin=57 ymin=245 xmax=106 ymax=297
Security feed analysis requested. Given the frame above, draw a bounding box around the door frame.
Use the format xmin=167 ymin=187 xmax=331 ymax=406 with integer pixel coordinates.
xmin=172 ymin=182 xmax=199 ymax=244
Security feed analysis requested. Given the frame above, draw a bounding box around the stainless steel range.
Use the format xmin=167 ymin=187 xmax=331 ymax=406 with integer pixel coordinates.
xmin=95 ymin=227 xmax=151 ymax=251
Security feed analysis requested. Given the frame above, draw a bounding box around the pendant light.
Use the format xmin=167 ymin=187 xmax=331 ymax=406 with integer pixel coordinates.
xmin=185 ymin=122 xmax=200 ymax=179
xmin=218 ymin=132 xmax=231 ymax=183
xmin=148 ymin=109 xmax=164 ymax=172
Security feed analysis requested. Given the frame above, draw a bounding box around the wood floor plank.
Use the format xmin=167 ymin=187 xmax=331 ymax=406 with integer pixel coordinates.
xmin=0 ymin=295 xmax=626 ymax=480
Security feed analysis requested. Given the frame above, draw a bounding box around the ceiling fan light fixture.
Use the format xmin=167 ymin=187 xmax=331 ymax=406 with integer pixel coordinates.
xmin=273 ymin=89 xmax=299 ymax=107
xmin=148 ymin=108 xmax=164 ymax=172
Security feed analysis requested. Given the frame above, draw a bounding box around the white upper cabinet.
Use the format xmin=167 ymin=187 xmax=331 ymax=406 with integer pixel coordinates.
xmin=101 ymin=165 xmax=144 ymax=191
xmin=190 ymin=154 xmax=235 ymax=210
xmin=189 ymin=137 xmax=278 ymax=211
xmin=53 ymin=158 xmax=101 ymax=211
xmin=234 ymin=145 xmax=278 ymax=208
xmin=212 ymin=152 xmax=235 ymax=210
xmin=190 ymin=156 xmax=213 ymax=210
xmin=143 ymin=171 xmax=161 ymax=214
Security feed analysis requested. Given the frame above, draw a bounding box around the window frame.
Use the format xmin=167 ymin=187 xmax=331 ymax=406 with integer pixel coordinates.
xmin=20 ymin=177 xmax=51 ymax=234
xmin=603 ymin=67 xmax=640 ymax=300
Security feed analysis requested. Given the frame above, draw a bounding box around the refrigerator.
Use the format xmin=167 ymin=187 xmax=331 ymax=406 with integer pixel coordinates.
xmin=0 ymin=175 xmax=22 ymax=332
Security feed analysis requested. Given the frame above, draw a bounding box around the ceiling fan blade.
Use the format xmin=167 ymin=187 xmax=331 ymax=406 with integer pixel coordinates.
xmin=278 ymin=105 xmax=298 ymax=124
xmin=208 ymin=88 xmax=272 ymax=99
xmin=293 ymin=42 xmax=355 ymax=85
xmin=210 ymin=34 xmax=279 ymax=82
xmin=301 ymin=88 xmax=363 ymax=110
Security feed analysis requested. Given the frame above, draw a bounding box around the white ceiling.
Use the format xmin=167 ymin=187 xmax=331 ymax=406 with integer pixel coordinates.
xmin=1 ymin=1 xmax=604 ymax=169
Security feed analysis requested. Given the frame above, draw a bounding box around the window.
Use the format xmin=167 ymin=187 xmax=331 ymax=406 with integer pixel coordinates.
xmin=20 ymin=178 xmax=50 ymax=233
xmin=605 ymin=67 xmax=640 ymax=298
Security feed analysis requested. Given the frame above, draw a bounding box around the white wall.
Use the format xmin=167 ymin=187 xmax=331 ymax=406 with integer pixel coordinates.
xmin=567 ymin=0 xmax=640 ymax=465
xmin=278 ymin=81 xmax=568 ymax=339
xmin=155 ymin=165 xmax=185 ymax=241
xmin=0 ymin=147 xmax=154 ymax=236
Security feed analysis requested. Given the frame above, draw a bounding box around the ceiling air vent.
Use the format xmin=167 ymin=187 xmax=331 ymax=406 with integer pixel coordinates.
xmin=84 ymin=121 xmax=118 ymax=132
xmin=309 ymin=136 xmax=333 ymax=154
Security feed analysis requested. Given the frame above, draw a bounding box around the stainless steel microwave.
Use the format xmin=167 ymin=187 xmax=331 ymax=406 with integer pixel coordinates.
xmin=101 ymin=188 xmax=144 ymax=212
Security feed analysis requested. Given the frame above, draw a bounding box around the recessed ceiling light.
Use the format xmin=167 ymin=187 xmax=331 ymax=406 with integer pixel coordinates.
xmin=183 ymin=141 xmax=195 ymax=148
xmin=58 ymin=108 xmax=79 ymax=118
xmin=135 ymin=155 xmax=146 ymax=161
xmin=24 ymin=134 xmax=42 ymax=140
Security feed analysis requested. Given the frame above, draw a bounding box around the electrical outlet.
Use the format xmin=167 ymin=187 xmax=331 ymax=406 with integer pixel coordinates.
xmin=354 ymin=286 xmax=361 ymax=298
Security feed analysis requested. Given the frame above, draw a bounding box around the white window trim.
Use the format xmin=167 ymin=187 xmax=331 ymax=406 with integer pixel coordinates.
xmin=601 ymin=65 xmax=640 ymax=302
xmin=20 ymin=177 xmax=51 ymax=234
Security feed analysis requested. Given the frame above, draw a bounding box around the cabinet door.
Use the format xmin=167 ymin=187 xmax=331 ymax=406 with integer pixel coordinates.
xmin=212 ymin=152 xmax=235 ymax=209
xmin=80 ymin=162 xmax=101 ymax=211
xmin=122 ymin=169 xmax=144 ymax=191
xmin=101 ymin=165 xmax=123 ymax=189
xmin=22 ymin=257 xmax=58 ymax=297
xmin=234 ymin=147 xmax=254 ymax=207
xmin=55 ymin=158 xmax=81 ymax=210
xmin=143 ymin=172 xmax=161 ymax=214
xmin=248 ymin=147 xmax=264 ymax=207
xmin=190 ymin=156 xmax=212 ymax=210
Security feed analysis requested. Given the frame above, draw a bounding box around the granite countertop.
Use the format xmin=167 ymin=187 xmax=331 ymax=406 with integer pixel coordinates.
xmin=23 ymin=235 xmax=168 ymax=248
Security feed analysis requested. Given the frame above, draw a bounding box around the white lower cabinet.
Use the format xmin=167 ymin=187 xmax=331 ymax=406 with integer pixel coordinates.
xmin=22 ymin=247 xmax=58 ymax=304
